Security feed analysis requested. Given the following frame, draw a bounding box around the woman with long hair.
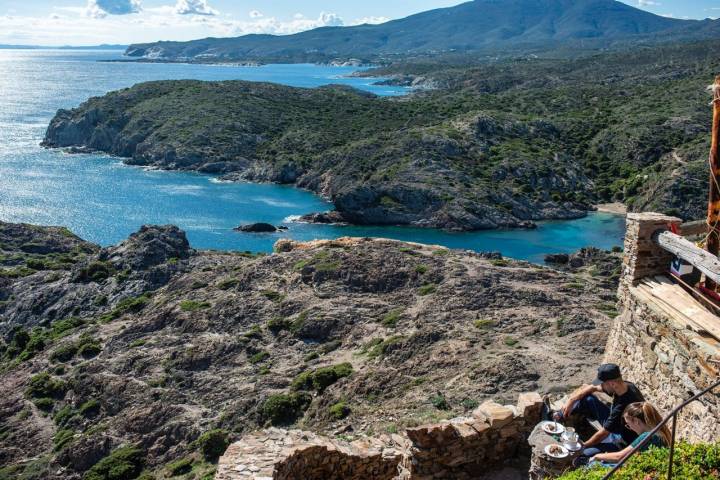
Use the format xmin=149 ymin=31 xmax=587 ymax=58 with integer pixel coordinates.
xmin=590 ymin=401 xmax=671 ymax=465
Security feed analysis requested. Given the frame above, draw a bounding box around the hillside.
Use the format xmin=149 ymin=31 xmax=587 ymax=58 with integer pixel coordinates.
xmin=122 ymin=0 xmax=718 ymax=63
xmin=0 ymin=222 xmax=619 ymax=479
xmin=45 ymin=39 xmax=720 ymax=228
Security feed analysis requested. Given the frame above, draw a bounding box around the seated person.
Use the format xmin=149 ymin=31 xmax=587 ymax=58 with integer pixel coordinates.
xmin=590 ymin=401 xmax=670 ymax=466
xmin=556 ymin=363 xmax=644 ymax=456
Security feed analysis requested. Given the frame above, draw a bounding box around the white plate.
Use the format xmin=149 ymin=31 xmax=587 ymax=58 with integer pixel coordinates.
xmin=541 ymin=421 xmax=565 ymax=435
xmin=564 ymin=442 xmax=582 ymax=452
xmin=545 ymin=444 xmax=570 ymax=459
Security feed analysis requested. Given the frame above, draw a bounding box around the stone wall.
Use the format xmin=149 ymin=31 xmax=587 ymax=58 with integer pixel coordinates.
xmin=215 ymin=392 xmax=543 ymax=480
xmin=605 ymin=212 xmax=720 ymax=442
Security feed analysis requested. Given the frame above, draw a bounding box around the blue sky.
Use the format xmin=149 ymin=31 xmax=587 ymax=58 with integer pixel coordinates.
xmin=0 ymin=0 xmax=717 ymax=46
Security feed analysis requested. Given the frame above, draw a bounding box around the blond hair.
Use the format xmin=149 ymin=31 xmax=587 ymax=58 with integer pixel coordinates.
xmin=623 ymin=402 xmax=671 ymax=446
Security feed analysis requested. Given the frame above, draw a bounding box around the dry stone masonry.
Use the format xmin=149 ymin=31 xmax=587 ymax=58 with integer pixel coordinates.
xmin=606 ymin=212 xmax=720 ymax=442
xmin=215 ymin=392 xmax=543 ymax=480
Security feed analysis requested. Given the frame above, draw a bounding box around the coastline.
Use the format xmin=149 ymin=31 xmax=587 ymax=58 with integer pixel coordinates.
xmin=595 ymin=202 xmax=627 ymax=215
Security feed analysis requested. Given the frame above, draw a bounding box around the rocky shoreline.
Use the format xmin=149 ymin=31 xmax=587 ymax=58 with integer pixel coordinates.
xmin=41 ymin=79 xmax=594 ymax=232
xmin=0 ymin=221 xmax=620 ymax=479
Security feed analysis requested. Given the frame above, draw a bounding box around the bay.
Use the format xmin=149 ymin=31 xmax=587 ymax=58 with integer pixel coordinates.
xmin=0 ymin=49 xmax=625 ymax=263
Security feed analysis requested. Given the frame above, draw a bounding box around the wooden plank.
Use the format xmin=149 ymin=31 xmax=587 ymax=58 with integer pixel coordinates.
xmin=638 ymin=276 xmax=720 ymax=342
xmin=654 ymin=230 xmax=720 ymax=285
xmin=680 ymin=220 xmax=707 ymax=238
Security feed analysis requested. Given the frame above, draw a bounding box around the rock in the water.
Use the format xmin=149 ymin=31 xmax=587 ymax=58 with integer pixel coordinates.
xmin=298 ymin=211 xmax=348 ymax=224
xmin=544 ymin=253 xmax=569 ymax=264
xmin=234 ymin=223 xmax=278 ymax=233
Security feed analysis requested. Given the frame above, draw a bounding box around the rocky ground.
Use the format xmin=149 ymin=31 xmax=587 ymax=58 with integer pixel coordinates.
xmin=0 ymin=222 xmax=621 ymax=479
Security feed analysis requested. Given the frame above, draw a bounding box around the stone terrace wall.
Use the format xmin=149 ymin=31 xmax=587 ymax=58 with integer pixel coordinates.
xmin=215 ymin=392 xmax=543 ymax=480
xmin=606 ymin=288 xmax=720 ymax=442
xmin=605 ymin=212 xmax=720 ymax=442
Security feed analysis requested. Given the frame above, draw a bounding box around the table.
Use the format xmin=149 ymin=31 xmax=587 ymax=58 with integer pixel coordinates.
xmin=528 ymin=422 xmax=582 ymax=480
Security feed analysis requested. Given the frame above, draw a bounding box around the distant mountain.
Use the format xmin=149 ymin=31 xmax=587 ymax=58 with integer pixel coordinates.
xmin=125 ymin=0 xmax=719 ymax=62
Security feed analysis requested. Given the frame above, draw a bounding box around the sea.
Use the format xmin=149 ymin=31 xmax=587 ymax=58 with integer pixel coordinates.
xmin=0 ymin=49 xmax=625 ymax=263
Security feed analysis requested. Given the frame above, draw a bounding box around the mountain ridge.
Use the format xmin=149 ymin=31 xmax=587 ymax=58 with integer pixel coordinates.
xmin=124 ymin=0 xmax=715 ymax=63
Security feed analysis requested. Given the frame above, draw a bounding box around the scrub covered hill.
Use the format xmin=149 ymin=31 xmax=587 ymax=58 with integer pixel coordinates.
xmin=123 ymin=0 xmax=718 ymax=63
xmin=0 ymin=222 xmax=621 ymax=479
xmin=45 ymin=39 xmax=720 ymax=228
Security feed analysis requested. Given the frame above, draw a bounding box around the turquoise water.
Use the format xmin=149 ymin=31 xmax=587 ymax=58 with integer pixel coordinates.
xmin=0 ymin=49 xmax=625 ymax=263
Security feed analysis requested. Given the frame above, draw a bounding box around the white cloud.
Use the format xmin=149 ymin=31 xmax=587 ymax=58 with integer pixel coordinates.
xmin=249 ymin=10 xmax=263 ymax=19
xmin=85 ymin=0 xmax=141 ymax=18
xmin=317 ymin=12 xmax=343 ymax=27
xmin=351 ymin=16 xmax=390 ymax=25
xmin=638 ymin=0 xmax=660 ymax=6
xmin=175 ymin=0 xmax=218 ymax=16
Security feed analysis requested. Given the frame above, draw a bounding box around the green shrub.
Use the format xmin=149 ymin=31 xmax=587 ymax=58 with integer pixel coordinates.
xmin=429 ymin=392 xmax=450 ymax=410
xmin=611 ymin=245 xmax=623 ymax=253
xmin=267 ymin=316 xmax=291 ymax=333
xmin=50 ymin=343 xmax=79 ymax=362
xmin=504 ymin=337 xmax=519 ymax=347
xmin=166 ymin=457 xmax=193 ymax=477
xmin=261 ymin=393 xmax=312 ymax=426
xmin=303 ymin=351 xmax=319 ymax=362
xmin=217 ymin=278 xmax=239 ymax=290
xmin=417 ymin=283 xmax=437 ymax=296
xmin=243 ymin=325 xmax=263 ymax=339
xmin=79 ymin=399 xmax=100 ymax=417
xmin=474 ymin=319 xmax=495 ymax=329
xmin=414 ymin=264 xmax=428 ymax=274
xmin=249 ymin=351 xmax=270 ymax=364
xmin=53 ymin=405 xmax=74 ymax=426
xmin=461 ymin=398 xmax=479 ymax=410
xmin=83 ymin=445 xmax=144 ymax=480
xmin=75 ymin=261 xmax=116 ymax=283
xmin=78 ymin=342 xmax=101 ymax=358
xmin=100 ymin=294 xmax=150 ymax=322
xmin=179 ymin=300 xmax=211 ymax=312
xmin=381 ymin=309 xmax=403 ymax=328
xmin=196 ymin=429 xmax=230 ymax=461
xmin=53 ymin=428 xmax=75 ymax=452
xmin=490 ymin=259 xmax=510 ymax=267
xmin=33 ymin=397 xmax=55 ymax=411
xmin=329 ymin=401 xmax=351 ymax=420
xmin=556 ymin=442 xmax=720 ymax=480
xmin=26 ymin=373 xmax=66 ymax=399
xmin=366 ymin=336 xmax=404 ymax=359
xmin=51 ymin=317 xmax=85 ymax=338
xmin=292 ymin=363 xmax=353 ymax=393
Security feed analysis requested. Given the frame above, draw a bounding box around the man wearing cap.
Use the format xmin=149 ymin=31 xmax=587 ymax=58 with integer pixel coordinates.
xmin=555 ymin=363 xmax=645 ymax=456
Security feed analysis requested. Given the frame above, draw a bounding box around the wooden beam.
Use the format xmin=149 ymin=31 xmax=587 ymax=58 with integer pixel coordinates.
xmin=706 ymin=74 xmax=720 ymax=289
xmin=654 ymin=230 xmax=720 ymax=285
xmin=680 ymin=220 xmax=708 ymax=238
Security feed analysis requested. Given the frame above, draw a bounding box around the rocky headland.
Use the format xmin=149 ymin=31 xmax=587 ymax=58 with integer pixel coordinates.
xmin=0 ymin=221 xmax=620 ymax=479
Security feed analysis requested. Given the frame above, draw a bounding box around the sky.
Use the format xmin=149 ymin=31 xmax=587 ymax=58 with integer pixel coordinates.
xmin=0 ymin=0 xmax=718 ymax=46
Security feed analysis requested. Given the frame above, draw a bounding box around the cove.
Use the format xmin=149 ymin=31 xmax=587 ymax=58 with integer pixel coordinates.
xmin=0 ymin=49 xmax=625 ymax=263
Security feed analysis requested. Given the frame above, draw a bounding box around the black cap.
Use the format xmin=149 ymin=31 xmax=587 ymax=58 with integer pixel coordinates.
xmin=592 ymin=364 xmax=622 ymax=385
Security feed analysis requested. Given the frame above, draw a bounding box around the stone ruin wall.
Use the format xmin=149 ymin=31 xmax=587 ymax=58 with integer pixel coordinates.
xmin=604 ymin=212 xmax=720 ymax=442
xmin=215 ymin=393 xmax=543 ymax=480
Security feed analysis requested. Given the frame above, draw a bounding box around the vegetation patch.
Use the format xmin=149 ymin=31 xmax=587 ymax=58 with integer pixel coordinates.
xmin=380 ymin=309 xmax=403 ymax=328
xmin=166 ymin=457 xmax=193 ymax=477
xmin=365 ymin=336 xmax=404 ymax=359
xmin=261 ymin=393 xmax=312 ymax=426
xmin=474 ymin=318 xmax=495 ymax=329
xmin=99 ymin=294 xmax=151 ymax=322
xmin=556 ymin=442 xmax=720 ymax=480
xmin=266 ymin=316 xmax=291 ymax=333
xmin=249 ymin=351 xmax=270 ymax=364
xmin=260 ymin=290 xmax=284 ymax=302
xmin=83 ymin=445 xmax=144 ymax=480
xmin=194 ymin=429 xmax=230 ymax=461
xmin=179 ymin=300 xmax=211 ymax=312
xmin=25 ymin=372 xmax=66 ymax=399
xmin=292 ymin=363 xmax=353 ymax=393
xmin=75 ymin=261 xmax=116 ymax=283
xmin=429 ymin=392 xmax=450 ymax=410
xmin=417 ymin=283 xmax=437 ymax=296
xmin=329 ymin=401 xmax=351 ymax=420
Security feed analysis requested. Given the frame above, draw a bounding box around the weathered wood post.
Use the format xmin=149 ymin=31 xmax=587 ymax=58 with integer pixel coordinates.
xmin=706 ymin=75 xmax=720 ymax=290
